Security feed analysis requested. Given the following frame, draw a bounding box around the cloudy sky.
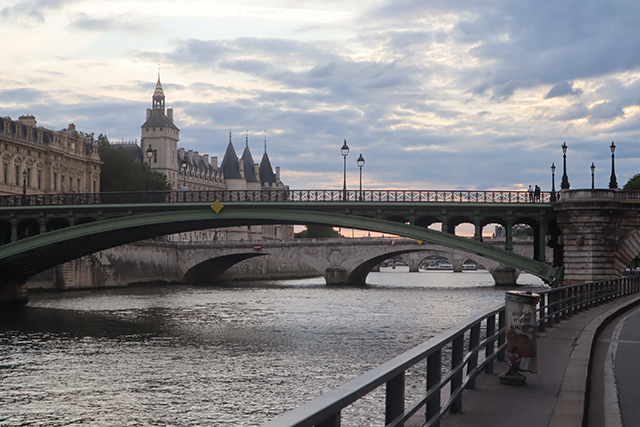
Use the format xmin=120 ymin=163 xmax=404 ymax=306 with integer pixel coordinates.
xmin=2 ymin=0 xmax=640 ymax=191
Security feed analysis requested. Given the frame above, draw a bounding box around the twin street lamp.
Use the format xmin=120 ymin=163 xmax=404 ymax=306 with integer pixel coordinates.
xmin=340 ymin=140 xmax=366 ymax=202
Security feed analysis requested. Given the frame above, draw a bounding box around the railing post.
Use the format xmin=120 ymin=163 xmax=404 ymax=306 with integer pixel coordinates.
xmin=450 ymin=335 xmax=464 ymax=413
xmin=386 ymin=372 xmax=405 ymax=427
xmin=561 ymin=288 xmax=567 ymax=320
xmin=468 ymin=324 xmax=480 ymax=389
xmin=538 ymin=293 xmax=546 ymax=332
xmin=316 ymin=413 xmax=340 ymax=427
xmin=498 ymin=310 xmax=506 ymax=362
xmin=485 ymin=314 xmax=495 ymax=374
xmin=426 ymin=350 xmax=442 ymax=427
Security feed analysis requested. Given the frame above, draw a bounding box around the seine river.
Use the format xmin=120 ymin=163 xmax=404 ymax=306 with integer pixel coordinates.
xmin=1 ymin=269 xmax=546 ymax=426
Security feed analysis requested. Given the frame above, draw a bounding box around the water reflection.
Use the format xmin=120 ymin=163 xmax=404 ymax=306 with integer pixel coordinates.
xmin=1 ymin=270 xmax=547 ymax=426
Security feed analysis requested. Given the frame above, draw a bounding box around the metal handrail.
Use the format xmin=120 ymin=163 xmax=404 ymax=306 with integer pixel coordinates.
xmin=261 ymin=277 xmax=640 ymax=427
xmin=0 ymin=189 xmax=554 ymax=207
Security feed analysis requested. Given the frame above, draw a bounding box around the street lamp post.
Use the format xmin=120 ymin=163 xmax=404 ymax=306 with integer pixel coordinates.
xmin=591 ymin=162 xmax=596 ymax=189
xmin=181 ymin=159 xmax=188 ymax=191
xmin=341 ymin=139 xmax=349 ymax=201
xmin=357 ymin=153 xmax=365 ymax=201
xmin=146 ymin=145 xmax=154 ymax=192
xmin=22 ymin=169 xmax=27 ymax=195
xmin=561 ymin=142 xmax=570 ymax=190
xmin=609 ymin=141 xmax=618 ymax=189
xmin=550 ymin=163 xmax=556 ymax=202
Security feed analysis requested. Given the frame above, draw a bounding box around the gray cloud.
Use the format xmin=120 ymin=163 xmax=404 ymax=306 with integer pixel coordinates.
xmin=0 ymin=0 xmax=73 ymax=24
xmin=545 ymin=82 xmax=583 ymax=99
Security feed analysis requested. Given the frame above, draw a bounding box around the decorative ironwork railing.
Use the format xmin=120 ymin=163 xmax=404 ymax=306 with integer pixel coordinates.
xmin=260 ymin=276 xmax=640 ymax=427
xmin=0 ymin=189 xmax=553 ymax=206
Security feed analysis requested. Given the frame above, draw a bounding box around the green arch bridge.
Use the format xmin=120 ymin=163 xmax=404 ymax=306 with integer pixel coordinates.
xmin=0 ymin=189 xmax=560 ymax=304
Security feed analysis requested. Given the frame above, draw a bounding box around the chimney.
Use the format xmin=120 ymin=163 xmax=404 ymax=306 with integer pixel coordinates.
xmin=18 ymin=115 xmax=37 ymax=127
xmin=211 ymin=156 xmax=218 ymax=168
xmin=276 ymin=166 xmax=280 ymax=182
xmin=167 ymin=108 xmax=173 ymax=121
xmin=146 ymin=108 xmax=152 ymax=120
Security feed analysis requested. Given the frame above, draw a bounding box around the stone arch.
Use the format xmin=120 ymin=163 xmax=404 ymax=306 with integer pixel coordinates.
xmin=182 ymin=253 xmax=264 ymax=283
xmin=614 ymin=229 xmax=640 ymax=274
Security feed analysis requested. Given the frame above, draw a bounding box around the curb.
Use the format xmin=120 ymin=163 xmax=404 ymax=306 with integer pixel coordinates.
xmin=548 ymin=294 xmax=640 ymax=427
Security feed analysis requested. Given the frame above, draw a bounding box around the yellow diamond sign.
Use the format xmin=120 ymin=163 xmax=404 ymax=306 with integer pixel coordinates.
xmin=210 ymin=200 xmax=224 ymax=213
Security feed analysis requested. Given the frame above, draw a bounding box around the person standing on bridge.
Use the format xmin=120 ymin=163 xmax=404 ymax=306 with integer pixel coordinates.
xmin=528 ymin=185 xmax=534 ymax=202
xmin=534 ymin=185 xmax=540 ymax=202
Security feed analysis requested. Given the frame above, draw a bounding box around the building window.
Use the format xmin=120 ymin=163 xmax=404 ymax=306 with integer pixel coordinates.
xmin=27 ymin=168 xmax=31 ymax=188
xmin=37 ymin=170 xmax=42 ymax=189
xmin=3 ymin=163 xmax=8 ymax=184
xmin=54 ymin=172 xmax=58 ymax=191
xmin=15 ymin=165 xmax=20 ymax=186
xmin=77 ymin=178 xmax=81 ymax=192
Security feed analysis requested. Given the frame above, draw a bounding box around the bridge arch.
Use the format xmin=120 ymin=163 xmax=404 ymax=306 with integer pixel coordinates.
xmin=615 ymin=229 xmax=640 ymax=273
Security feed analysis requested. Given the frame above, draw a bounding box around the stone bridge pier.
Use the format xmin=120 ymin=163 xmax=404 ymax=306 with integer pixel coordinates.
xmin=555 ymin=189 xmax=640 ymax=285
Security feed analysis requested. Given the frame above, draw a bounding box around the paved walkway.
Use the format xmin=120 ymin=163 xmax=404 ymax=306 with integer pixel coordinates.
xmin=407 ymin=293 xmax=640 ymax=427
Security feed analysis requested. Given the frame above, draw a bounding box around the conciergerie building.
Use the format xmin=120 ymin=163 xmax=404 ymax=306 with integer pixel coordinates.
xmin=113 ymin=75 xmax=293 ymax=241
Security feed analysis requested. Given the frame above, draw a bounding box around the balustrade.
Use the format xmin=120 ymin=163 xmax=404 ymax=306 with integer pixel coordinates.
xmin=0 ymin=189 xmax=554 ymax=206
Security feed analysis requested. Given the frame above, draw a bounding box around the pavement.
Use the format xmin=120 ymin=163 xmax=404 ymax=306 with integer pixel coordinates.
xmin=407 ymin=292 xmax=640 ymax=427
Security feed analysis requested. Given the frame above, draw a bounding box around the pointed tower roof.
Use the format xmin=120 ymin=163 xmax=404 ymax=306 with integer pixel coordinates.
xmin=142 ymin=73 xmax=179 ymax=130
xmin=152 ymin=74 xmax=165 ymax=112
xmin=259 ymin=133 xmax=277 ymax=184
xmin=240 ymin=131 xmax=258 ymax=182
xmin=220 ymin=131 xmax=242 ymax=179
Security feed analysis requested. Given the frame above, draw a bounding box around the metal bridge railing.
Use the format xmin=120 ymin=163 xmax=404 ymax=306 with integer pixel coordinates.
xmin=261 ymin=276 xmax=640 ymax=427
xmin=0 ymin=189 xmax=553 ymax=206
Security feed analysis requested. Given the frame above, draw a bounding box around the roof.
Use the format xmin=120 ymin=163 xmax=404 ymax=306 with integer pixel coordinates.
xmin=259 ymin=151 xmax=277 ymax=183
xmin=241 ymin=144 xmax=258 ymax=182
xmin=141 ymin=109 xmax=179 ymax=130
xmin=220 ymin=139 xmax=242 ymax=179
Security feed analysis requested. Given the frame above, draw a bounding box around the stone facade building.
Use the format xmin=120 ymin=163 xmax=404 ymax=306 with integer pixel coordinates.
xmin=0 ymin=115 xmax=101 ymax=196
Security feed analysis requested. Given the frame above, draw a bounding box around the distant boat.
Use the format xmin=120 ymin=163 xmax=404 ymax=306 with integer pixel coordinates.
xmin=463 ymin=264 xmax=478 ymax=271
xmin=422 ymin=263 xmax=454 ymax=270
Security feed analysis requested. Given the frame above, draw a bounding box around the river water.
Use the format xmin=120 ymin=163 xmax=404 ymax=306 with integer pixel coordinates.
xmin=1 ymin=269 xmax=546 ymax=426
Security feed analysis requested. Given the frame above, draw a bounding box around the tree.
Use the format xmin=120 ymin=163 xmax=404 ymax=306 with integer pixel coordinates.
xmin=623 ymin=173 xmax=640 ymax=190
xmin=91 ymin=134 xmax=171 ymax=192
xmin=294 ymin=225 xmax=340 ymax=238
